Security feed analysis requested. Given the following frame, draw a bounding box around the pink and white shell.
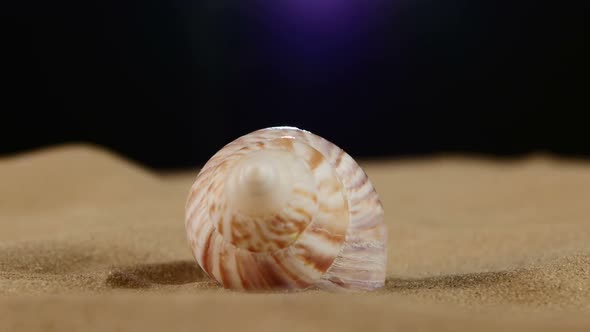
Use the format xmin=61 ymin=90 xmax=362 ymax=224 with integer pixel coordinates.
xmin=184 ymin=127 xmax=387 ymax=291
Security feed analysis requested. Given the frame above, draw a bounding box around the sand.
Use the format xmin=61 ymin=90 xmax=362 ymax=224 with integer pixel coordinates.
xmin=1 ymin=144 xmax=589 ymax=331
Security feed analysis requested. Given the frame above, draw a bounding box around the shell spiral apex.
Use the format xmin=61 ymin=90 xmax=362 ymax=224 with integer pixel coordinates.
xmin=185 ymin=126 xmax=387 ymax=292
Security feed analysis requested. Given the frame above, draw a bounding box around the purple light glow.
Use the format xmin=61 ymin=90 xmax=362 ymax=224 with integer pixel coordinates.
xmin=281 ymin=0 xmax=358 ymax=22
xmin=262 ymin=0 xmax=386 ymax=80
xmin=274 ymin=0 xmax=375 ymax=32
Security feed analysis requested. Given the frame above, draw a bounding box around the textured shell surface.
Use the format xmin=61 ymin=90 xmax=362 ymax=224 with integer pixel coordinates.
xmin=185 ymin=126 xmax=387 ymax=292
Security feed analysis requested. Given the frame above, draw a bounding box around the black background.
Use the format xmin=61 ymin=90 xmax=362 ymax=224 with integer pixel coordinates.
xmin=2 ymin=1 xmax=588 ymax=170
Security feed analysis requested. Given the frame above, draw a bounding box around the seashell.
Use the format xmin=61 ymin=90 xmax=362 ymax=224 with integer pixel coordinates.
xmin=184 ymin=126 xmax=387 ymax=292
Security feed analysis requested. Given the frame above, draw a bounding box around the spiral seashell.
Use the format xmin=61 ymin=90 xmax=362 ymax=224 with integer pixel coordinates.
xmin=185 ymin=127 xmax=387 ymax=292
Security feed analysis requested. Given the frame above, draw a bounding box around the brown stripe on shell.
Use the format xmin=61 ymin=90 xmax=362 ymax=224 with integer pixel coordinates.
xmin=307 ymin=148 xmax=325 ymax=170
xmin=261 ymin=221 xmax=295 ymax=245
xmin=231 ymin=217 xmax=252 ymax=244
xmin=215 ymin=159 xmax=232 ymax=172
xmin=293 ymin=207 xmax=312 ymax=220
xmin=253 ymin=219 xmax=290 ymax=252
xmin=350 ymin=172 xmax=370 ymax=190
xmin=288 ymin=217 xmax=308 ymax=233
xmin=293 ymin=243 xmax=335 ymax=272
xmin=189 ymin=233 xmax=198 ymax=253
xmin=254 ymin=255 xmax=292 ymax=289
xmin=267 ymin=216 xmax=289 ymax=235
xmin=328 ymin=276 xmax=347 ymax=288
xmin=189 ymin=197 xmax=210 ymax=235
xmin=217 ymin=220 xmax=225 ymax=241
xmin=208 ymin=176 xmax=223 ymax=195
xmin=209 ymin=203 xmax=217 ymax=215
xmin=309 ymin=225 xmax=346 ymax=244
xmin=186 ymin=188 xmax=199 ymax=211
xmin=272 ymin=238 xmax=291 ymax=249
xmin=221 ymin=203 xmax=234 ymax=238
xmin=348 ymin=182 xmax=375 ymax=202
xmin=318 ymin=179 xmax=343 ymax=194
xmin=186 ymin=202 xmax=203 ymax=226
xmin=349 ymin=189 xmax=380 ymax=211
xmin=333 ymin=156 xmax=357 ymax=179
xmin=215 ymin=240 xmax=232 ymax=288
xmin=266 ymin=215 xmax=301 ymax=235
xmin=271 ymin=253 xmax=312 ymax=288
xmin=230 ymin=216 xmax=245 ymax=236
xmin=186 ymin=178 xmax=218 ymax=222
xmin=293 ymin=188 xmax=318 ymax=203
xmin=200 ymin=228 xmax=215 ymax=277
xmin=188 ymin=210 xmax=206 ymax=244
xmin=235 ymin=252 xmax=252 ymax=290
xmin=275 ymin=137 xmax=295 ymax=151
xmin=334 ymin=149 xmax=345 ymax=168
xmin=317 ymin=136 xmax=340 ymax=160
xmin=229 ymin=215 xmax=293 ymax=252
xmin=242 ymin=253 xmax=270 ymax=289
xmin=252 ymin=219 xmax=271 ymax=244
xmin=185 ymin=181 xmax=211 ymax=221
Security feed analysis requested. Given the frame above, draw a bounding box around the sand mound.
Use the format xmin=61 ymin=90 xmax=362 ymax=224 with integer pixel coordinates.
xmin=387 ymin=253 xmax=590 ymax=310
xmin=1 ymin=146 xmax=589 ymax=331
